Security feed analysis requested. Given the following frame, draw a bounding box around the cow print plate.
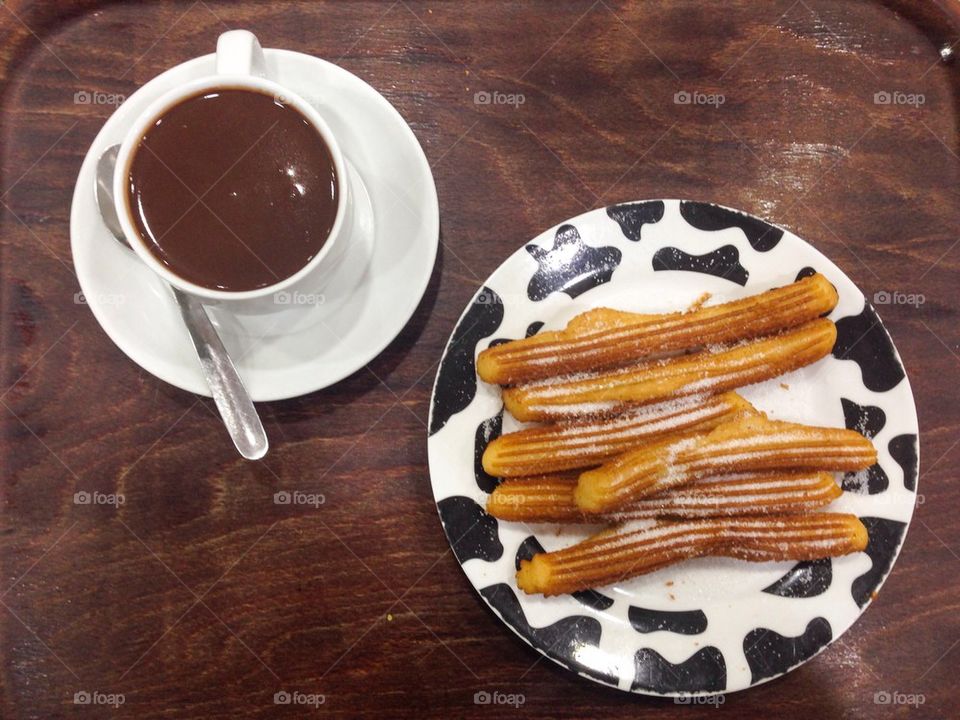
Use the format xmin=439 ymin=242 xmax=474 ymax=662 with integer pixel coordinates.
xmin=427 ymin=200 xmax=919 ymax=695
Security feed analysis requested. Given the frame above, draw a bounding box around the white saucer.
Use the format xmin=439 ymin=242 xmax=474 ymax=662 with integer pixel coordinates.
xmin=70 ymin=49 xmax=438 ymax=401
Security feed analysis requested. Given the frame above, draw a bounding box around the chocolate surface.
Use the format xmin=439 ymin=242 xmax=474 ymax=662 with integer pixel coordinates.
xmin=126 ymin=88 xmax=338 ymax=291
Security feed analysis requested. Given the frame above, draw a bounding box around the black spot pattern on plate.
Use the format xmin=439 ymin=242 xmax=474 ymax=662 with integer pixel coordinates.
xmin=526 ymin=224 xmax=622 ymax=301
xmin=514 ymin=536 xmax=544 ymax=571
xmin=832 ymin=305 xmax=905 ymax=393
xmin=480 ymin=583 xmax=617 ymax=685
xmin=840 ymin=397 xmax=889 ymax=494
xmin=606 ymin=201 xmax=665 ymax=242
xmin=744 ymin=617 xmax=832 ymax=685
xmin=515 ymin=536 xmax=614 ymax=611
xmin=852 ymin=516 xmax=907 ymax=607
xmin=628 ymin=606 xmax=707 ymax=635
xmin=842 ymin=464 xmax=889 ymax=495
xmin=888 ymin=434 xmax=919 ymax=492
xmin=436 ymin=496 xmax=503 ymax=563
xmin=652 ymin=245 xmax=748 ymax=286
xmin=762 ymin=558 xmax=832 ymax=598
xmin=474 ymin=410 xmax=503 ymax=494
xmin=429 ymin=287 xmax=504 ymax=435
xmin=841 ymin=398 xmax=886 ymax=439
xmin=631 ymin=647 xmax=726 ymax=694
xmin=568 ymin=590 xmax=616 ymax=612
xmin=679 ymin=201 xmax=784 ymax=252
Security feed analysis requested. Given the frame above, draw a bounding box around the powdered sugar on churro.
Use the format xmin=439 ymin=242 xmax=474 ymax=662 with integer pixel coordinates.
xmin=543 ymin=403 xmax=717 ymax=454
xmin=552 ymin=395 xmax=707 ymax=434
xmin=527 ymin=401 xmax=620 ymax=416
xmin=544 ymin=396 xmax=715 ymax=439
xmin=506 ymin=320 xmax=835 ymax=421
xmin=481 ymin=274 xmax=838 ymax=388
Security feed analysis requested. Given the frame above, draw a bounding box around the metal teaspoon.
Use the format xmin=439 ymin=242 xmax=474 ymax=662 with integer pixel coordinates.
xmin=95 ymin=144 xmax=268 ymax=460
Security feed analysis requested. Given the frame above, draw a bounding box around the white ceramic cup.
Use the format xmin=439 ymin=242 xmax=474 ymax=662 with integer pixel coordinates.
xmin=113 ymin=30 xmax=354 ymax=315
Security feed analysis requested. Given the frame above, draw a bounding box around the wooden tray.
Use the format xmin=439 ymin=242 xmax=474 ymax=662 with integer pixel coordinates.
xmin=1 ymin=2 xmax=958 ymax=718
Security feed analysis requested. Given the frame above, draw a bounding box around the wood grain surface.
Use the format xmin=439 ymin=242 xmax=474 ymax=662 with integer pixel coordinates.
xmin=2 ymin=1 xmax=959 ymax=717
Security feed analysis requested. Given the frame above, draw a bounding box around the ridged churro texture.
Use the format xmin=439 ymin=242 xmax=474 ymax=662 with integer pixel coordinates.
xmin=574 ymin=415 xmax=876 ymax=513
xmin=482 ymin=392 xmax=754 ymax=477
xmin=477 ymin=273 xmax=838 ymax=385
xmin=615 ymin=471 xmax=842 ymax=520
xmin=487 ymin=471 xmax=841 ymax=523
xmin=487 ymin=474 xmax=582 ymax=522
xmin=501 ymin=319 xmax=837 ymax=422
xmin=516 ymin=513 xmax=868 ymax=596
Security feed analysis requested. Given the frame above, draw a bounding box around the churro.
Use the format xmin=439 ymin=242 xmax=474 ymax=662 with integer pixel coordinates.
xmin=487 ymin=473 xmax=582 ymax=522
xmin=502 ymin=319 xmax=837 ymax=422
xmin=477 ymin=273 xmax=838 ymax=385
xmin=575 ymin=414 xmax=876 ymax=513
xmin=487 ymin=471 xmax=842 ymax=523
xmin=483 ymin=392 xmax=754 ymax=477
xmin=516 ymin=513 xmax=868 ymax=595
xmin=614 ymin=471 xmax=842 ymax=520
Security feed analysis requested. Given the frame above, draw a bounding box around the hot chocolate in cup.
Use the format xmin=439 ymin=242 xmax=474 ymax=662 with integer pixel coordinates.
xmin=113 ymin=30 xmax=354 ymax=316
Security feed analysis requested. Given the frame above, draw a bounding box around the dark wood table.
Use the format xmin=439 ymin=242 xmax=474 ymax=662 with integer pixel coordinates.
xmin=2 ymin=1 xmax=959 ymax=717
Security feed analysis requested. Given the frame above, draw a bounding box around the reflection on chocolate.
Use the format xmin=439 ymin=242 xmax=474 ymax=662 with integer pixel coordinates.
xmin=127 ymin=88 xmax=338 ymax=292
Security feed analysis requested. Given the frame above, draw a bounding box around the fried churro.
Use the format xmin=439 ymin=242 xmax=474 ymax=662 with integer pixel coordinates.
xmin=483 ymin=392 xmax=754 ymax=477
xmin=574 ymin=414 xmax=875 ymax=513
xmin=516 ymin=513 xmax=868 ymax=596
xmin=501 ymin=319 xmax=837 ymax=422
xmin=487 ymin=471 xmax=842 ymax=523
xmin=477 ymin=273 xmax=838 ymax=385
xmin=614 ymin=471 xmax=842 ymax=520
xmin=487 ymin=473 xmax=582 ymax=522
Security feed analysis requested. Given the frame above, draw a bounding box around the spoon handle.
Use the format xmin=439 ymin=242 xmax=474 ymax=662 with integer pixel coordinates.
xmin=172 ymin=288 xmax=269 ymax=459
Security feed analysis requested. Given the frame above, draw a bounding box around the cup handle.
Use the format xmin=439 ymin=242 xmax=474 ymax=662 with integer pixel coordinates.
xmin=216 ymin=30 xmax=267 ymax=77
